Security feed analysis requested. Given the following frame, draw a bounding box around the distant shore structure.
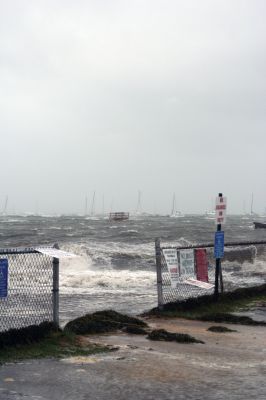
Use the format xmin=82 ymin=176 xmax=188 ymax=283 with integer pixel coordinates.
xmin=109 ymin=212 xmax=129 ymax=221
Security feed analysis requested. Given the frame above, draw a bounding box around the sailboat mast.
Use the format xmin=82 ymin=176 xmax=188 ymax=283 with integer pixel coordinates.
xmin=136 ymin=190 xmax=142 ymax=214
xmin=243 ymin=200 xmax=246 ymax=215
xmin=84 ymin=196 xmax=88 ymax=216
xmin=35 ymin=200 xmax=39 ymax=216
xmin=2 ymin=195 xmax=8 ymax=215
xmin=91 ymin=191 xmax=96 ymax=216
xmin=171 ymin=194 xmax=176 ymax=215
xmin=102 ymin=195 xmax=105 ymax=215
xmin=251 ymin=193 xmax=254 ymax=215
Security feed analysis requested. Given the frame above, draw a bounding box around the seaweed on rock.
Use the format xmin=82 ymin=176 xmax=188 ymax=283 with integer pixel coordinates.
xmin=201 ymin=313 xmax=266 ymax=326
xmin=147 ymin=329 xmax=204 ymax=344
xmin=64 ymin=310 xmax=148 ymax=335
xmin=207 ymin=325 xmax=237 ymax=333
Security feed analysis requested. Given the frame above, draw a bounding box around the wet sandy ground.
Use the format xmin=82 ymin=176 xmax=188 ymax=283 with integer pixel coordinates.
xmin=0 ymin=318 xmax=266 ymax=400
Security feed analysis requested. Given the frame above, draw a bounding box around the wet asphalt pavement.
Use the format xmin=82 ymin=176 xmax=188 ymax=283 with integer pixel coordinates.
xmin=1 ymin=318 xmax=266 ymax=400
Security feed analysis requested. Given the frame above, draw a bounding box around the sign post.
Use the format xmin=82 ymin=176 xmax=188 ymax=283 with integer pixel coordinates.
xmin=155 ymin=238 xmax=164 ymax=310
xmin=214 ymin=193 xmax=227 ymax=299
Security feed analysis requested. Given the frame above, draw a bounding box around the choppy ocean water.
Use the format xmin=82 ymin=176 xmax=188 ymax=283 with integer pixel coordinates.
xmin=0 ymin=214 xmax=266 ymax=325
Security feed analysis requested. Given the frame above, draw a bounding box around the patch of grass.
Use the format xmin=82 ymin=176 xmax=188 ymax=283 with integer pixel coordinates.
xmin=0 ymin=311 xmax=147 ymax=364
xmin=0 ymin=330 xmax=112 ymax=365
xmin=144 ymin=284 xmax=266 ymax=325
xmin=147 ymin=329 xmax=204 ymax=344
xmin=0 ymin=322 xmax=59 ymax=349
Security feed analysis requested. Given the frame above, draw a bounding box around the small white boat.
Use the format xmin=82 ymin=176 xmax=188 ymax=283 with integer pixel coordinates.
xmin=170 ymin=210 xmax=184 ymax=218
xmin=170 ymin=194 xmax=184 ymax=218
xmin=204 ymin=210 xmax=215 ymax=219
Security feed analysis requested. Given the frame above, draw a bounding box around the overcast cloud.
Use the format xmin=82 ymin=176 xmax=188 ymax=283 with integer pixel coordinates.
xmin=0 ymin=0 xmax=265 ymax=215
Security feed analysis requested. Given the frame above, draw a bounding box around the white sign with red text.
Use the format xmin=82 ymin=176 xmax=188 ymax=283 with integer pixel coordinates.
xmin=215 ymin=196 xmax=227 ymax=224
xmin=162 ymin=248 xmax=179 ymax=288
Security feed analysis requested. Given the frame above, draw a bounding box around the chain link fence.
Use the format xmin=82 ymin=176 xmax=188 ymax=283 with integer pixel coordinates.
xmin=155 ymin=238 xmax=266 ymax=309
xmin=0 ymin=247 xmax=58 ymax=333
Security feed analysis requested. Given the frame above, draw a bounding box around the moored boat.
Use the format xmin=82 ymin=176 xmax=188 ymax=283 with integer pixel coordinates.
xmin=253 ymin=221 xmax=266 ymax=229
xmin=170 ymin=194 xmax=184 ymax=218
xmin=109 ymin=212 xmax=129 ymax=221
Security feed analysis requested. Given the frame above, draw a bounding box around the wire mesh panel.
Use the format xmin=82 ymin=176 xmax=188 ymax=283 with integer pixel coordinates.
xmin=0 ymin=249 xmax=53 ymax=332
xmin=160 ymin=250 xmax=215 ymax=304
xmin=156 ymin=239 xmax=266 ymax=307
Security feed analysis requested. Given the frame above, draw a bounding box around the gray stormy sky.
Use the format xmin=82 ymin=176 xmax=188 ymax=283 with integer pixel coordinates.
xmin=0 ymin=0 xmax=265 ymax=215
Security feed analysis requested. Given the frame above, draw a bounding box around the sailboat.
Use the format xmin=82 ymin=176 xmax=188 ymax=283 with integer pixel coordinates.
xmin=1 ymin=195 xmax=8 ymax=216
xmin=135 ymin=190 xmax=142 ymax=216
xmin=133 ymin=190 xmax=150 ymax=216
xmin=204 ymin=198 xmax=215 ymax=219
xmin=241 ymin=200 xmax=250 ymax=220
xmin=170 ymin=194 xmax=184 ymax=218
xmin=204 ymin=210 xmax=215 ymax=219
xmin=252 ymin=194 xmax=266 ymax=228
xmin=90 ymin=191 xmax=96 ymax=216
xmin=250 ymin=193 xmax=259 ymax=217
xmin=84 ymin=191 xmax=98 ymax=219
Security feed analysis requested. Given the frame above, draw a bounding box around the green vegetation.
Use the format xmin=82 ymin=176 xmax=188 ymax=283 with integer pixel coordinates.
xmin=0 ymin=311 xmax=148 ymax=365
xmin=0 ymin=330 xmax=112 ymax=365
xmin=0 ymin=322 xmax=58 ymax=349
xmin=64 ymin=309 xmax=148 ymax=335
xmin=148 ymin=329 xmax=204 ymax=344
xmin=0 ymin=319 xmax=116 ymax=365
xmin=145 ymin=284 xmax=266 ymax=325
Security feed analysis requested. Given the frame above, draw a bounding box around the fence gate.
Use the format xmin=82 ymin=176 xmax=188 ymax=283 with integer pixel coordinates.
xmin=0 ymin=247 xmax=59 ymax=333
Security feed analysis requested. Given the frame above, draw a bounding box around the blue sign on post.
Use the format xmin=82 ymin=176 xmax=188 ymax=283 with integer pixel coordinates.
xmin=214 ymin=231 xmax=224 ymax=259
xmin=0 ymin=259 xmax=8 ymax=298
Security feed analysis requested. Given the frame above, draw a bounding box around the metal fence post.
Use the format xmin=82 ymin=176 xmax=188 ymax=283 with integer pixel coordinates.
xmin=155 ymin=238 xmax=164 ymax=310
xmin=52 ymin=243 xmax=60 ymax=328
xmin=214 ymin=193 xmax=223 ymax=300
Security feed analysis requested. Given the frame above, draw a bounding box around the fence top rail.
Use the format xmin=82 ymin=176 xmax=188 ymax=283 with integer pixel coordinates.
xmin=160 ymin=240 xmax=266 ymax=251
xmin=0 ymin=246 xmax=54 ymax=255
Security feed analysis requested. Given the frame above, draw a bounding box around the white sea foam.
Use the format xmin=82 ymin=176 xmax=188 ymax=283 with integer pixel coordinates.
xmin=58 ymin=242 xmax=156 ymax=295
xmin=60 ymin=268 xmax=156 ymax=295
xmin=59 ymin=251 xmax=155 ymax=294
xmin=62 ymin=241 xmax=154 ymax=260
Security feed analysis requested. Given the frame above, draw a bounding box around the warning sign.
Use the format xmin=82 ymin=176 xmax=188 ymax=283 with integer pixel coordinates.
xmin=215 ymin=196 xmax=227 ymax=224
xmin=0 ymin=259 xmax=8 ymax=298
xmin=162 ymin=248 xmax=179 ymax=288
xmin=179 ymin=249 xmax=195 ymax=277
